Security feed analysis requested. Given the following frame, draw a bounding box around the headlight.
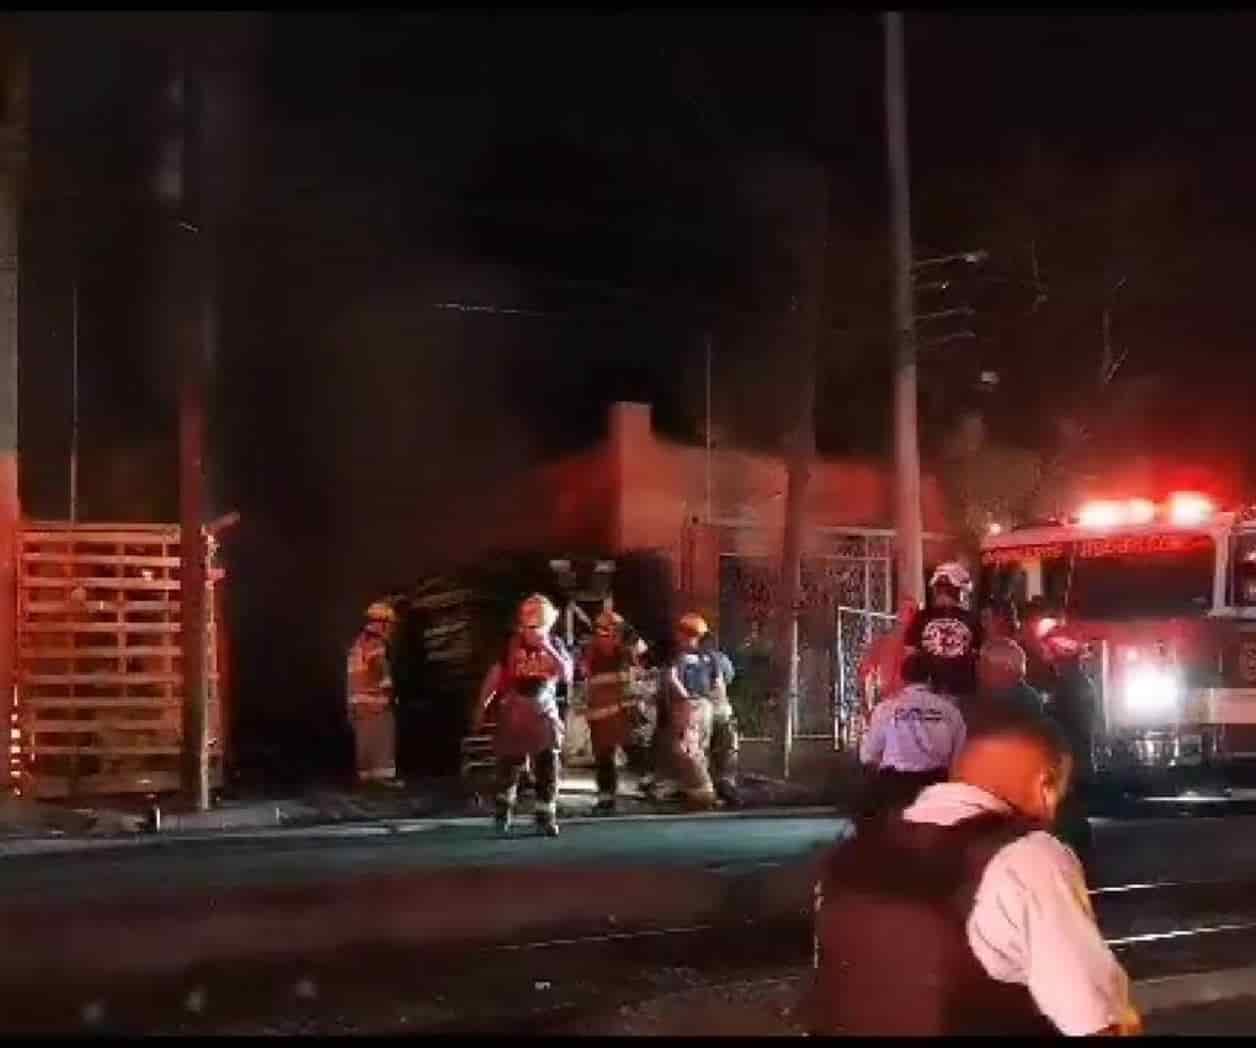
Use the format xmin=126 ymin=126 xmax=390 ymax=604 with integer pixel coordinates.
xmin=1124 ymin=666 xmax=1180 ymax=715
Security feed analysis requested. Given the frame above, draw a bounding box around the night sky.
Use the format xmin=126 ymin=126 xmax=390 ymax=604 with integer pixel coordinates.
xmin=15 ymin=12 xmax=1256 ymax=773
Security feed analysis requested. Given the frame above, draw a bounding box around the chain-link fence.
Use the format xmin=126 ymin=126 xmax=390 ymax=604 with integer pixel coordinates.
xmin=836 ymin=605 xmax=897 ymax=751
xmin=717 ymin=532 xmax=896 ymax=748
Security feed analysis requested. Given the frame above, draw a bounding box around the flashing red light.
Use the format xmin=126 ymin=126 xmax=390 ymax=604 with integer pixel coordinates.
xmin=1036 ymin=616 xmax=1059 ymax=638
xmin=1168 ymin=492 xmax=1214 ymax=527
xmin=1078 ymin=501 xmax=1124 ymax=529
xmin=1127 ymin=498 xmax=1156 ymax=525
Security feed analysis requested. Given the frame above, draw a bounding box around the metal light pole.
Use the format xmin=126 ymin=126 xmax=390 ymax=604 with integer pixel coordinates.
xmin=884 ymin=11 xmax=924 ymax=605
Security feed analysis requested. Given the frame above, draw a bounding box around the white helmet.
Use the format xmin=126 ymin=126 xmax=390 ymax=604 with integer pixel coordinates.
xmin=518 ymin=593 xmax=559 ymax=632
xmin=929 ymin=562 xmax=973 ymax=594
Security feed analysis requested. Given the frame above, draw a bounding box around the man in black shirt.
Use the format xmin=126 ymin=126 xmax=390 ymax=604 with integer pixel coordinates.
xmin=905 ymin=562 xmax=984 ymax=699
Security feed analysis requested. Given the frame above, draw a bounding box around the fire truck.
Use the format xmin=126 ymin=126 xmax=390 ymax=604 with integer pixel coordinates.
xmin=980 ymin=492 xmax=1256 ymax=790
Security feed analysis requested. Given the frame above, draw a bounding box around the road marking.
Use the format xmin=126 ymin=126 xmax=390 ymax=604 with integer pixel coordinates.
xmin=496 ymin=924 xmax=716 ymax=951
xmin=1107 ymin=920 xmax=1256 ymax=947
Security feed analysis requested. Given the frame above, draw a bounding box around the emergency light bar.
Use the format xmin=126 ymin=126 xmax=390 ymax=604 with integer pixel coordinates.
xmin=1075 ymin=492 xmax=1215 ymax=530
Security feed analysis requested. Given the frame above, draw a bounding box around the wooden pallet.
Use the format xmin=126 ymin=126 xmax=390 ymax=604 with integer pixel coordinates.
xmin=12 ymin=522 xmax=226 ymax=800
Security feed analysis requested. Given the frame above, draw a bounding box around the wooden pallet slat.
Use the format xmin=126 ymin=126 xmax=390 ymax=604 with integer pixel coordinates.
xmin=22 ymin=622 xmax=183 ymax=634
xmin=22 ymin=553 xmax=184 ymax=568
xmin=20 ymin=646 xmax=183 ymax=659
xmin=32 ymin=745 xmax=184 ymax=756
xmin=23 ymin=673 xmax=183 ymax=686
xmin=18 ymin=576 xmax=181 ymax=591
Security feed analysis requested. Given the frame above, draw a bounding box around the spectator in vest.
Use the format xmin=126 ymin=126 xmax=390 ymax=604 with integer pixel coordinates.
xmin=808 ymin=713 xmax=1140 ymax=1037
xmin=859 ymin=653 xmax=967 ymax=815
xmin=970 ymin=638 xmax=1047 ymax=731
xmin=904 ymin=562 xmax=983 ymax=699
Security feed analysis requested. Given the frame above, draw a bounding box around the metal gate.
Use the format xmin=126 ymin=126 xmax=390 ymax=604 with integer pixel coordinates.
xmin=836 ymin=606 xmax=897 ymax=749
xmin=717 ymin=529 xmax=895 ymax=749
xmin=12 ymin=521 xmax=225 ymax=799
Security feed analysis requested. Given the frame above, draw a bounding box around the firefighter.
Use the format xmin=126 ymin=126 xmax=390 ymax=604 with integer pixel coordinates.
xmin=474 ymin=593 xmax=573 ymax=836
xmin=664 ymin=612 xmax=724 ymax=810
xmin=582 ymin=609 xmax=648 ymax=813
xmin=904 ymin=562 xmax=983 ymax=699
xmin=346 ymin=600 xmax=401 ymax=787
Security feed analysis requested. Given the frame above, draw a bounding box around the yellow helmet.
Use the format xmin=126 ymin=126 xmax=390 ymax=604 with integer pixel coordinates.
xmin=366 ymin=600 xmax=397 ymax=624
xmin=518 ymin=593 xmax=559 ymax=631
xmin=677 ymin=612 xmax=709 ymax=638
xmin=594 ymin=609 xmax=625 ymax=634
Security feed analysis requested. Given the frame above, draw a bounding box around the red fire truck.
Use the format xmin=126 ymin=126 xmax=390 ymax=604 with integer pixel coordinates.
xmin=980 ymin=492 xmax=1256 ymax=789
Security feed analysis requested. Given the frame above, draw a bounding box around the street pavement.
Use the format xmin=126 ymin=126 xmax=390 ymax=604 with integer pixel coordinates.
xmin=9 ymin=805 xmax=1256 ymax=1032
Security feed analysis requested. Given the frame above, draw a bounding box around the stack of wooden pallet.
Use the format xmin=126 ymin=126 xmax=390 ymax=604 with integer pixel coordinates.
xmin=13 ymin=522 xmax=224 ymax=800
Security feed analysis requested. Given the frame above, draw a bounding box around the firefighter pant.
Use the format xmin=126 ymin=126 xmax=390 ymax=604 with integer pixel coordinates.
xmin=670 ymin=696 xmax=715 ymax=806
xmin=495 ymin=749 xmax=560 ymax=825
xmin=595 ymin=751 xmax=619 ymax=803
xmin=710 ymin=700 xmax=740 ymax=792
xmin=351 ymin=706 xmax=397 ymax=783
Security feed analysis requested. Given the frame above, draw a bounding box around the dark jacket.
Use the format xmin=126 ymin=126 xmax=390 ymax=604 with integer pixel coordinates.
xmin=964 ymin=681 xmax=1048 ymax=734
xmin=806 ymin=812 xmax=1058 ymax=1037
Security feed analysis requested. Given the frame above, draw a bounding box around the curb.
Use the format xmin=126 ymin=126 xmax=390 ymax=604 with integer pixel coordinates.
xmin=0 ymin=805 xmax=843 ymax=859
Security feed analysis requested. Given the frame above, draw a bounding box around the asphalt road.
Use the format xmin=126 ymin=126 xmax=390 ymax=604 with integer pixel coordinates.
xmin=11 ymin=808 xmax=1256 ymax=1034
xmin=0 ymin=814 xmax=848 ymax=907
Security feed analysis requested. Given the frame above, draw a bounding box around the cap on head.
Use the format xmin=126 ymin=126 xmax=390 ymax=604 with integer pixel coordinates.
xmin=518 ymin=593 xmax=559 ymax=631
xmin=677 ymin=612 xmax=709 ymax=638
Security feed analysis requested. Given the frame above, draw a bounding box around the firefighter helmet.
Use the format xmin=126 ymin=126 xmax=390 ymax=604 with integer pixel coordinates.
xmin=518 ymin=593 xmax=559 ymax=631
xmin=677 ymin=612 xmax=709 ymax=638
xmin=594 ymin=609 xmax=625 ymax=634
xmin=929 ymin=562 xmax=973 ymax=595
xmin=365 ymin=600 xmax=397 ymax=624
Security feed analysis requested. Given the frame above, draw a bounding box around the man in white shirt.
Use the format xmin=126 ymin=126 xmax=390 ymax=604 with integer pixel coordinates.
xmin=859 ymin=653 xmax=967 ymax=814
xmin=810 ymin=712 xmax=1141 ymax=1036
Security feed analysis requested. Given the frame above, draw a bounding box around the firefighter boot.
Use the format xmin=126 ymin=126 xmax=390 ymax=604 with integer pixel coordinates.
xmin=532 ymin=750 xmax=561 ymax=836
xmin=494 ymin=803 xmax=513 ymax=835
xmin=594 ymin=750 xmax=619 ymax=814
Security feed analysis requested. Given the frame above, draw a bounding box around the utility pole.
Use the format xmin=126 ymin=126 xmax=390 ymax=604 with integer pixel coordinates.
xmin=774 ymin=164 xmax=828 ymax=780
xmin=162 ymin=50 xmax=210 ymax=812
xmin=69 ymin=265 xmax=79 ymax=522
xmin=884 ymin=11 xmax=924 ymax=606
xmin=0 ymin=31 xmax=26 ymax=797
xmin=704 ymin=332 xmax=713 ymax=525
